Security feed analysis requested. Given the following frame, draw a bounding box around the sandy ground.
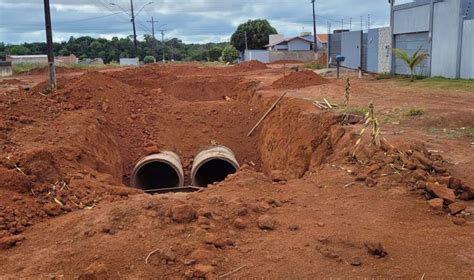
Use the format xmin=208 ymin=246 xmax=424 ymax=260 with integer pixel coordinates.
xmin=0 ymin=62 xmax=473 ymax=279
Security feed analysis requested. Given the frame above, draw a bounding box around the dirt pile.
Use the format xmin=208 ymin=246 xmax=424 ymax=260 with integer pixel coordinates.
xmin=235 ymin=60 xmax=268 ymax=71
xmin=272 ymin=70 xmax=328 ymax=89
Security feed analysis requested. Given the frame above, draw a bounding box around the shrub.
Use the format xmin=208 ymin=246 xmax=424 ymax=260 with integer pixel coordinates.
xmin=221 ymin=45 xmax=240 ymax=63
xmin=143 ymin=56 xmax=156 ymax=64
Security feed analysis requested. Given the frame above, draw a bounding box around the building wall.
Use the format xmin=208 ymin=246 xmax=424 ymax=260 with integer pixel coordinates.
xmin=244 ymin=50 xmax=270 ymax=63
xmin=393 ymin=4 xmax=430 ymax=34
xmin=431 ymin=0 xmax=462 ymax=78
xmin=328 ymin=33 xmax=342 ymax=66
xmin=341 ymin=31 xmax=362 ymax=69
xmin=378 ymin=27 xmax=392 ymax=73
xmin=461 ymin=19 xmax=474 ymax=79
xmin=287 ymin=38 xmax=311 ymax=51
xmin=394 ymin=32 xmax=431 ymax=75
xmin=268 ymin=51 xmax=315 ymax=62
xmin=0 ymin=66 xmax=13 ymax=77
xmin=6 ymin=56 xmax=48 ymax=65
xmin=367 ymin=29 xmax=379 ymax=73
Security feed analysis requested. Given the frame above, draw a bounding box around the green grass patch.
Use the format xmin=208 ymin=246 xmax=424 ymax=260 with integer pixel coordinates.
xmin=303 ymin=62 xmax=325 ymax=70
xmin=338 ymin=106 xmax=369 ymax=116
xmin=405 ymin=107 xmax=425 ymax=117
xmin=12 ymin=63 xmax=45 ymax=74
xmin=400 ymin=77 xmax=474 ymax=91
xmin=424 ymin=127 xmax=474 ymax=139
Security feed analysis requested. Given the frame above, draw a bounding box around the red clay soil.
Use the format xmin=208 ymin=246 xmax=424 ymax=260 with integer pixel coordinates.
xmin=235 ymin=60 xmax=269 ymax=71
xmin=0 ymin=63 xmax=473 ymax=279
xmin=272 ymin=70 xmax=328 ymax=89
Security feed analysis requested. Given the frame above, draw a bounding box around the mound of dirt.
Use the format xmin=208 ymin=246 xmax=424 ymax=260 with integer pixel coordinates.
xmin=0 ymin=79 xmax=21 ymax=86
xmin=235 ymin=60 xmax=268 ymax=71
xmin=272 ymin=70 xmax=328 ymax=89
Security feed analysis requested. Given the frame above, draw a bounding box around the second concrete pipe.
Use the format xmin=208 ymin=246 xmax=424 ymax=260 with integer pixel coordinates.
xmin=191 ymin=145 xmax=239 ymax=187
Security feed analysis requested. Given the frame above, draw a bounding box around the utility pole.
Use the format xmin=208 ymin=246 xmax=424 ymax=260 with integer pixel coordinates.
xmin=148 ymin=16 xmax=156 ymax=40
xmin=43 ymin=0 xmax=56 ymax=91
xmin=244 ymin=31 xmax=248 ymax=51
xmin=130 ymin=0 xmax=138 ymax=58
xmin=311 ymin=0 xmax=318 ymax=52
xmin=341 ymin=19 xmax=344 ymax=30
xmin=368 ymin=14 xmax=371 ymax=31
xmin=350 ymin=17 xmax=352 ymax=30
xmin=159 ymin=29 xmax=166 ymax=63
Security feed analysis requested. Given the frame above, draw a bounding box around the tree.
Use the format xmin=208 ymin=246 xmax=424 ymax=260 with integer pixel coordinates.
xmin=208 ymin=46 xmax=222 ymax=61
xmin=221 ymin=45 xmax=239 ymax=63
xmin=230 ymin=19 xmax=277 ymax=52
xmin=393 ymin=46 xmax=429 ymax=82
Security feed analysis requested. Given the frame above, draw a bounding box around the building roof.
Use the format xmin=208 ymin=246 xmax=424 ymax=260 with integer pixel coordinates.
xmin=265 ymin=36 xmax=313 ymax=47
xmin=7 ymin=55 xmax=47 ymax=59
xmin=317 ymin=34 xmax=328 ymax=43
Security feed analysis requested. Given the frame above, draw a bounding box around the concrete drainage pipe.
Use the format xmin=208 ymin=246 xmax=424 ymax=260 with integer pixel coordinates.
xmin=131 ymin=151 xmax=184 ymax=191
xmin=191 ymin=145 xmax=239 ymax=187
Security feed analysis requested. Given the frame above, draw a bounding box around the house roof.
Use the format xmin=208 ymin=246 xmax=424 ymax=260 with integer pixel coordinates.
xmin=265 ymin=36 xmax=313 ymax=47
xmin=317 ymin=34 xmax=328 ymax=43
xmin=7 ymin=55 xmax=47 ymax=59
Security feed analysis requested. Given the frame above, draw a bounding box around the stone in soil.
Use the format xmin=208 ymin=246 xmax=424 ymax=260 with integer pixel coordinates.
xmin=349 ymin=256 xmax=362 ymax=266
xmin=0 ymin=235 xmax=25 ymax=249
xmin=426 ymin=183 xmax=456 ymax=204
xmin=233 ymin=218 xmax=247 ymax=229
xmin=364 ymin=242 xmax=388 ymax=258
xmin=448 ymin=202 xmax=466 ymax=215
xmin=427 ymin=198 xmax=444 ymax=211
xmin=171 ymin=204 xmax=196 ymax=223
xmin=452 ymin=217 xmax=466 ymax=226
xmin=78 ymin=262 xmax=109 ymax=280
xmin=257 ymin=215 xmax=276 ymax=230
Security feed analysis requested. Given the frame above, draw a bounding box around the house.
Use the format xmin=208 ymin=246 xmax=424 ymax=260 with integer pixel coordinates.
xmin=6 ymin=55 xmax=48 ymax=65
xmin=390 ymin=0 xmax=473 ymax=79
xmin=0 ymin=61 xmax=13 ymax=77
xmin=6 ymin=54 xmax=79 ymax=65
xmin=265 ymin=35 xmax=314 ymax=51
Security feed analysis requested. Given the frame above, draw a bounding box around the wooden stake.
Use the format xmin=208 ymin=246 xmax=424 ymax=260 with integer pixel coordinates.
xmin=247 ymin=91 xmax=288 ymax=137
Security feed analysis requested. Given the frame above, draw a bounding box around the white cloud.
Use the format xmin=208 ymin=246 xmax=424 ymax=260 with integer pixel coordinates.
xmin=1 ymin=0 xmax=391 ymax=44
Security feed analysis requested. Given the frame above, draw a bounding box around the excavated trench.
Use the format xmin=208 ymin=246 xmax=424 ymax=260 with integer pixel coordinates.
xmin=56 ymin=67 xmax=344 ymax=194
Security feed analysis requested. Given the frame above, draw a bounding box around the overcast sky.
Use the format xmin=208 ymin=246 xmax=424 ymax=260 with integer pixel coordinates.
xmin=0 ymin=0 xmax=391 ymax=44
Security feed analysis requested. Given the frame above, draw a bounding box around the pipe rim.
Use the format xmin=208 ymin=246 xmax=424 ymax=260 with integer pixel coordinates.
xmin=131 ymin=151 xmax=184 ymax=189
xmin=191 ymin=146 xmax=240 ymax=186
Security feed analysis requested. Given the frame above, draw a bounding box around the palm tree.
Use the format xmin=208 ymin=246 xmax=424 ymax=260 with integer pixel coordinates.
xmin=392 ymin=46 xmax=429 ymax=82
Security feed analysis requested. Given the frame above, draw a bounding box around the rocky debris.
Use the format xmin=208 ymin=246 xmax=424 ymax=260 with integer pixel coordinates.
xmin=465 ymin=206 xmax=474 ymax=215
xmin=233 ymin=218 xmax=247 ymax=229
xmin=448 ymin=202 xmax=466 ymax=215
xmin=452 ymin=217 xmax=466 ymax=226
xmin=427 ymin=198 xmax=444 ymax=211
xmin=43 ymin=203 xmax=62 ymax=217
xmin=78 ymin=262 xmax=109 ymax=280
xmin=288 ymin=224 xmax=300 ymax=231
xmin=0 ymin=234 xmax=25 ymax=249
xmin=364 ymin=242 xmax=387 ymax=258
xmin=426 ymin=183 xmax=455 ymax=204
xmin=319 ymin=247 xmax=339 ymax=259
xmin=257 ymin=215 xmax=276 ymax=230
xmin=365 ymin=177 xmax=377 ymax=187
xmin=203 ymin=233 xmax=234 ymax=248
xmin=190 ymin=264 xmax=216 ymax=278
xmin=189 ymin=249 xmax=216 ymax=264
xmin=349 ymin=256 xmax=362 ymax=266
xmin=269 ymin=170 xmax=287 ymax=184
xmin=101 ymin=225 xmax=117 ymax=235
xmin=171 ymin=204 xmax=196 ymax=223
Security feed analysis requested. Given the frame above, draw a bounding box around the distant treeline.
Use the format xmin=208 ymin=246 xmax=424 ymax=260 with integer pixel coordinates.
xmin=0 ymin=35 xmax=231 ymax=63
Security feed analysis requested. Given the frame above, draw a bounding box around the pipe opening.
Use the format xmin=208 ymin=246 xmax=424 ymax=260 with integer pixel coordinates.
xmin=131 ymin=151 xmax=184 ymax=191
xmin=193 ymin=159 xmax=238 ymax=187
xmin=133 ymin=162 xmax=180 ymax=190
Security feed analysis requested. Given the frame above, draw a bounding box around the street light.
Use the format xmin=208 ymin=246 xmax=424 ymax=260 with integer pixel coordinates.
xmin=110 ymin=1 xmax=153 ymax=58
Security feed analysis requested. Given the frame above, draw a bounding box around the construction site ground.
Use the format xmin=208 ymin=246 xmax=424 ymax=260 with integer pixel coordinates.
xmin=0 ymin=62 xmax=473 ymax=279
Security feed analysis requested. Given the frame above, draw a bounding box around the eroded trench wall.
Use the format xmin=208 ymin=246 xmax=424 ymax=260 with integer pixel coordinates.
xmin=255 ymin=98 xmax=351 ymax=179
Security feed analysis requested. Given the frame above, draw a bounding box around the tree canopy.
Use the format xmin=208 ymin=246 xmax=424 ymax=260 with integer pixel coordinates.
xmin=0 ymin=36 xmax=230 ymax=63
xmin=230 ymin=19 xmax=278 ymax=52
